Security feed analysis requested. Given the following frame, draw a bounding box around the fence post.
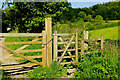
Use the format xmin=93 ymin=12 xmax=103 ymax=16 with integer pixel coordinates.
xmin=45 ymin=18 xmax=52 ymax=67
xmin=53 ymin=30 xmax=58 ymax=61
xmin=75 ymin=31 xmax=78 ymax=62
xmin=81 ymin=40 xmax=84 ymax=55
xmin=0 ymin=37 xmax=5 ymax=62
xmin=42 ymin=30 xmax=47 ymax=68
xmin=101 ymin=35 xmax=104 ymax=51
xmin=84 ymin=30 xmax=88 ymax=49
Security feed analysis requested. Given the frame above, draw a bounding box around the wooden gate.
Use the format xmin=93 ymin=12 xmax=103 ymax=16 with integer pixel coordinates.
xmin=53 ymin=30 xmax=78 ymax=65
xmin=0 ymin=18 xmax=52 ymax=71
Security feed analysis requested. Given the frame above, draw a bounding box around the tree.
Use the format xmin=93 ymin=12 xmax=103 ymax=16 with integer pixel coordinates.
xmin=78 ymin=11 xmax=86 ymax=20
xmin=85 ymin=14 xmax=92 ymax=22
xmin=2 ymin=2 xmax=71 ymax=33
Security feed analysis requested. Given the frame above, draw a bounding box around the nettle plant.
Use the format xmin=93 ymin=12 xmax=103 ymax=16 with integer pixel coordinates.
xmin=74 ymin=40 xmax=118 ymax=79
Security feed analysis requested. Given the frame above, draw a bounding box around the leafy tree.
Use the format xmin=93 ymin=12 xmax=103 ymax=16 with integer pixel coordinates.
xmin=2 ymin=2 xmax=71 ymax=33
xmin=85 ymin=14 xmax=92 ymax=22
xmin=78 ymin=11 xmax=86 ymax=20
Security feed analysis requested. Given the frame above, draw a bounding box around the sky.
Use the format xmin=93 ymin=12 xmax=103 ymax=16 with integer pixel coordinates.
xmin=0 ymin=0 xmax=116 ymax=9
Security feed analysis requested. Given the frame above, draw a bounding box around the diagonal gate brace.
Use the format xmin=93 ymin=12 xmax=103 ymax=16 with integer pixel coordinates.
xmin=58 ymin=35 xmax=75 ymax=64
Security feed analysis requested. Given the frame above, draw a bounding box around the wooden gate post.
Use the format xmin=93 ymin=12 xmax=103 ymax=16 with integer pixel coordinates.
xmin=0 ymin=36 xmax=5 ymax=62
xmin=101 ymin=35 xmax=104 ymax=51
xmin=75 ymin=31 xmax=78 ymax=62
xmin=45 ymin=18 xmax=52 ymax=67
xmin=42 ymin=30 xmax=47 ymax=68
xmin=53 ymin=30 xmax=58 ymax=61
xmin=81 ymin=40 xmax=84 ymax=55
xmin=84 ymin=30 xmax=88 ymax=49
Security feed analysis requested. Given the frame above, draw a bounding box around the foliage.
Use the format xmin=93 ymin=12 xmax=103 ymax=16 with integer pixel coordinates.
xmin=74 ymin=41 xmax=118 ymax=79
xmin=78 ymin=11 xmax=86 ymax=20
xmin=0 ymin=70 xmax=9 ymax=80
xmin=2 ymin=2 xmax=71 ymax=33
xmin=27 ymin=61 xmax=67 ymax=79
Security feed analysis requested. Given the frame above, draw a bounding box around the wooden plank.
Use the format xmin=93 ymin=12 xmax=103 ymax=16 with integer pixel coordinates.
xmin=42 ymin=30 xmax=47 ymax=68
xmin=84 ymin=39 xmax=101 ymax=42
xmin=59 ymin=37 xmax=75 ymax=62
xmin=3 ymin=56 xmax=43 ymax=61
xmin=0 ymin=45 xmax=42 ymax=66
xmin=58 ymin=35 xmax=75 ymax=64
xmin=57 ymin=55 xmax=76 ymax=59
xmin=15 ymin=37 xmax=41 ymax=52
xmin=76 ymin=31 xmax=78 ymax=62
xmin=58 ymin=42 xmax=75 ymax=44
xmin=8 ymin=70 xmax=33 ymax=75
xmin=101 ymin=35 xmax=104 ymax=51
xmin=60 ymin=62 xmax=75 ymax=65
xmin=53 ymin=33 xmax=74 ymax=36
xmin=1 ymin=33 xmax=43 ymax=37
xmin=17 ymin=49 xmax=43 ymax=53
xmin=58 ymin=48 xmax=76 ymax=52
xmin=1 ymin=63 xmax=40 ymax=70
xmin=45 ymin=18 xmax=52 ymax=67
xmin=81 ymin=40 xmax=84 ymax=55
xmin=53 ymin=30 xmax=58 ymax=61
xmin=0 ymin=41 xmax=42 ymax=45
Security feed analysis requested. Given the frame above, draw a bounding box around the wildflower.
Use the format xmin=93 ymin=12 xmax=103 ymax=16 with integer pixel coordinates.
xmin=108 ymin=44 xmax=112 ymax=46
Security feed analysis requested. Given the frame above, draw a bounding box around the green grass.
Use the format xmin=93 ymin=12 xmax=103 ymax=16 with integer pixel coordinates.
xmin=89 ymin=26 xmax=119 ymax=40
xmin=107 ymin=20 xmax=120 ymax=23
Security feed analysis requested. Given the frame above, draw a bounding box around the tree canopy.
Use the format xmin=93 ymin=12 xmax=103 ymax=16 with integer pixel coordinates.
xmin=2 ymin=2 xmax=71 ymax=33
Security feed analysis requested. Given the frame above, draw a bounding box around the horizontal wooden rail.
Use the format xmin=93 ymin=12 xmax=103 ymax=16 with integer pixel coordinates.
xmin=0 ymin=41 xmax=42 ymax=45
xmin=0 ymin=33 xmax=43 ymax=37
xmin=53 ymin=33 xmax=75 ymax=36
xmin=1 ymin=63 xmax=42 ymax=70
xmin=17 ymin=49 xmax=43 ymax=53
xmin=58 ymin=49 xmax=76 ymax=52
xmin=57 ymin=55 xmax=76 ymax=59
xmin=60 ymin=62 xmax=75 ymax=65
xmin=58 ymin=42 xmax=76 ymax=44
xmin=3 ymin=56 xmax=43 ymax=60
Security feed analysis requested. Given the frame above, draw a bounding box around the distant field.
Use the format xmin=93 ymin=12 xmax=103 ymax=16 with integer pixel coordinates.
xmin=89 ymin=26 xmax=119 ymax=40
xmin=107 ymin=20 xmax=120 ymax=23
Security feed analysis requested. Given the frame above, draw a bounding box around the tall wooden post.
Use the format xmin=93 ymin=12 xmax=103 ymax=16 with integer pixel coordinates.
xmin=45 ymin=18 xmax=52 ymax=67
xmin=84 ymin=30 xmax=88 ymax=49
xmin=101 ymin=35 xmax=104 ymax=51
xmin=53 ymin=30 xmax=58 ymax=61
xmin=42 ymin=30 xmax=47 ymax=68
xmin=0 ymin=37 xmax=5 ymax=62
xmin=81 ymin=40 xmax=84 ymax=55
xmin=75 ymin=31 xmax=78 ymax=62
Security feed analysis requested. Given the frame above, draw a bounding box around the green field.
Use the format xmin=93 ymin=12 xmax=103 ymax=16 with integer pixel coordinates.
xmin=89 ymin=26 xmax=119 ymax=40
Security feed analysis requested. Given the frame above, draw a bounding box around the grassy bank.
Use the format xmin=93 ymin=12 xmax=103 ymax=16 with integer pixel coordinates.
xmin=89 ymin=26 xmax=119 ymax=40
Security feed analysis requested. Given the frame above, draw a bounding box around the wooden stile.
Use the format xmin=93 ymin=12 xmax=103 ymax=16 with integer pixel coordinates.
xmin=54 ymin=30 xmax=58 ymax=61
xmin=45 ymin=18 xmax=52 ymax=67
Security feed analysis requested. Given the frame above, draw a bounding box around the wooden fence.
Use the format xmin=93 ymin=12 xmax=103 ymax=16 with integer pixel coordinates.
xmin=0 ymin=18 xmax=52 ymax=70
xmin=53 ymin=30 xmax=104 ymax=65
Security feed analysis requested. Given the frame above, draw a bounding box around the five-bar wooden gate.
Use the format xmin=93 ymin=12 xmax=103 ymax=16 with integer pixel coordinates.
xmin=53 ymin=30 xmax=78 ymax=65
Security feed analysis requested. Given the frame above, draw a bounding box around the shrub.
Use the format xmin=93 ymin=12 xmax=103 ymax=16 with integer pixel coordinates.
xmin=27 ymin=61 xmax=67 ymax=79
xmin=74 ymin=41 xmax=118 ymax=79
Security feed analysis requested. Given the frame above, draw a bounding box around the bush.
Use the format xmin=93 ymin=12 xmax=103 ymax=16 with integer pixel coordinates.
xmin=27 ymin=61 xmax=67 ymax=79
xmin=74 ymin=41 xmax=118 ymax=79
